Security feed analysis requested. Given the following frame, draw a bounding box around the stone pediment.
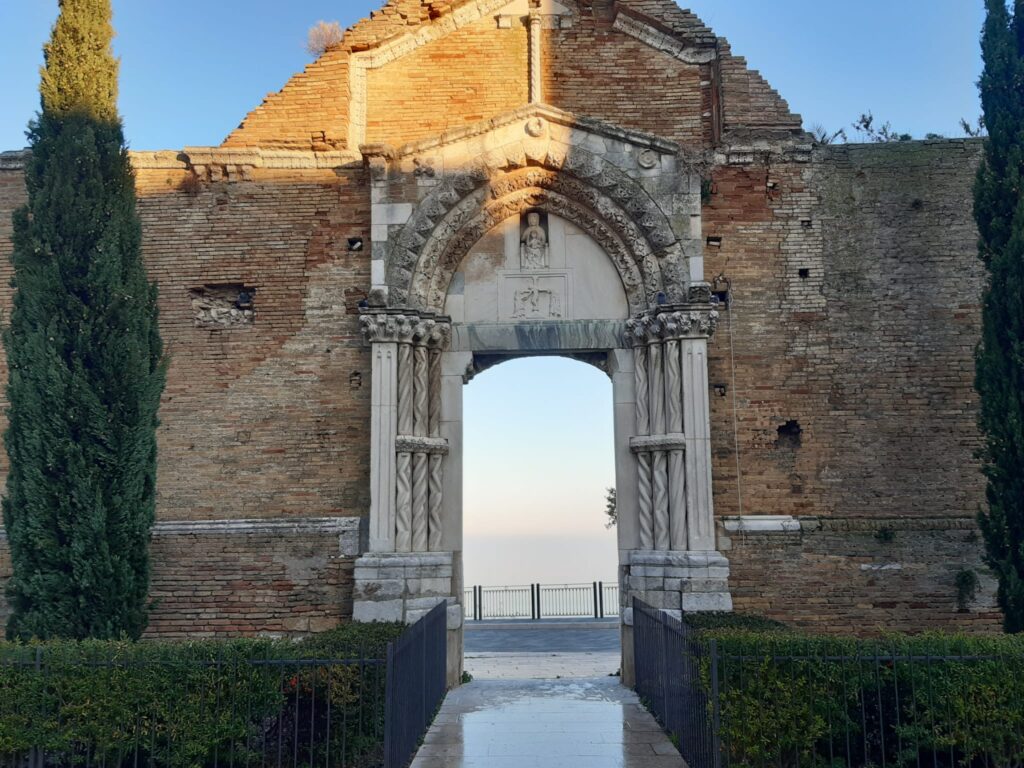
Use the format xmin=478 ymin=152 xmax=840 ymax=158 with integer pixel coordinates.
xmin=366 ymin=103 xmax=681 ymax=177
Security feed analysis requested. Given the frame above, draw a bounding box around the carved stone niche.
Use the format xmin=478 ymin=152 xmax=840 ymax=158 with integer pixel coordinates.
xmin=190 ymin=284 xmax=256 ymax=328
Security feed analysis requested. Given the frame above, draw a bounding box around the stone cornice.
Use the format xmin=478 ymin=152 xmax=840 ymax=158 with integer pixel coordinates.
xmin=0 ymin=150 xmax=29 ymax=170
xmin=360 ymin=311 xmax=452 ymax=347
xmin=0 ymin=516 xmax=361 ymax=552
xmin=384 ymin=103 xmax=680 ymax=161
xmin=612 ymin=10 xmax=718 ymax=65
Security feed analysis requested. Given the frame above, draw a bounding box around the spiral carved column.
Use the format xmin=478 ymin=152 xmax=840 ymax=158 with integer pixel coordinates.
xmin=361 ymin=311 xmax=451 ymax=554
xmin=626 ymin=301 xmax=719 ymax=554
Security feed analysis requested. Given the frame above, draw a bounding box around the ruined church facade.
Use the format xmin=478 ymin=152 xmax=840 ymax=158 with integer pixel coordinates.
xmin=0 ymin=0 xmax=1001 ymax=677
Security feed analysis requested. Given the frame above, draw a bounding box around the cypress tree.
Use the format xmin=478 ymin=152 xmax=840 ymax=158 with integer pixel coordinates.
xmin=3 ymin=0 xmax=165 ymax=640
xmin=975 ymin=0 xmax=1024 ymax=633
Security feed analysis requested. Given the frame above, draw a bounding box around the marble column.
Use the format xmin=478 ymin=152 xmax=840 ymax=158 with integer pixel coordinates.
xmin=361 ymin=312 xmax=452 ymax=554
xmin=626 ymin=301 xmax=719 ymax=552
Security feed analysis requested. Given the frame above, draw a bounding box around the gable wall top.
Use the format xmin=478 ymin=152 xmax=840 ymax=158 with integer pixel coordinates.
xmin=222 ymin=0 xmax=803 ymax=153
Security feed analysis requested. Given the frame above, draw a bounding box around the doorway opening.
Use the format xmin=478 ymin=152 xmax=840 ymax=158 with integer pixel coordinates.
xmin=461 ymin=356 xmax=621 ymax=679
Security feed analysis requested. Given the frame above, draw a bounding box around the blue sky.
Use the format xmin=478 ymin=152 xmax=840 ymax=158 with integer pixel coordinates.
xmin=0 ymin=1 xmax=985 ymax=150
xmin=0 ymin=1 xmax=987 ymax=585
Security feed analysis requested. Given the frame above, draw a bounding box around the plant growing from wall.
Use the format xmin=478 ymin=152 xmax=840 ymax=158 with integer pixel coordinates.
xmin=974 ymin=0 xmax=1024 ymax=634
xmin=3 ymin=0 xmax=165 ymax=640
xmin=956 ymin=569 xmax=981 ymax=612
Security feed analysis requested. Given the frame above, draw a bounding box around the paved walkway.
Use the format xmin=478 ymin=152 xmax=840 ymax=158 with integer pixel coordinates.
xmin=463 ymin=618 xmax=621 ymax=679
xmin=410 ymin=677 xmax=687 ymax=768
xmin=464 ymin=618 xmax=619 ymax=653
xmin=464 ymin=650 xmax=621 ymax=679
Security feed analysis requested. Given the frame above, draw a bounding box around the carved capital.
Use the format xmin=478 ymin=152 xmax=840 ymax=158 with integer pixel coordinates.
xmin=625 ymin=308 xmax=719 ymax=345
xmin=361 ymin=311 xmax=453 ymax=348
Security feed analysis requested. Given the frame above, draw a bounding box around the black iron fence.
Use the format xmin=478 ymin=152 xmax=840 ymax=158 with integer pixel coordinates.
xmin=465 ymin=581 xmax=619 ymax=620
xmin=633 ymin=598 xmax=720 ymax=768
xmin=383 ymin=601 xmax=447 ymax=768
xmin=633 ymin=598 xmax=1024 ymax=768
xmin=0 ymin=604 xmax=449 ymax=768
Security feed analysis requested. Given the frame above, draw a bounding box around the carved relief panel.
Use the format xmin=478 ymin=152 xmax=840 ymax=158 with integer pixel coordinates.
xmin=445 ymin=211 xmax=628 ymax=323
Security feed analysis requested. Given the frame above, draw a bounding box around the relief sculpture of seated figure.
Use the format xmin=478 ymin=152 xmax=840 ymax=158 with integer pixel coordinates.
xmin=520 ymin=212 xmax=550 ymax=270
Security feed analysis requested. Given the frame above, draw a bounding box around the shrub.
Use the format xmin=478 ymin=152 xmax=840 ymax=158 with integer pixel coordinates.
xmin=692 ymin=629 xmax=1024 ymax=768
xmin=0 ymin=623 xmax=404 ymax=768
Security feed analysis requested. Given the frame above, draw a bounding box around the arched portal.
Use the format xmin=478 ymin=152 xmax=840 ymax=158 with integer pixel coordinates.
xmin=353 ymin=109 xmax=732 ymax=687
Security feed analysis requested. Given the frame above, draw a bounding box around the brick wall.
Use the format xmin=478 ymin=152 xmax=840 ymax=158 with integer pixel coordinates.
xmin=224 ymin=1 xmax=799 ymax=151
xmin=0 ymin=3 xmax=1001 ymax=636
xmin=723 ymin=519 xmax=1001 ymax=633
xmin=543 ymin=20 xmax=709 ymax=148
xmin=706 ymin=141 xmax=986 ymax=524
xmin=366 ymin=16 xmax=528 ymax=146
xmin=0 ymin=158 xmax=374 ymax=636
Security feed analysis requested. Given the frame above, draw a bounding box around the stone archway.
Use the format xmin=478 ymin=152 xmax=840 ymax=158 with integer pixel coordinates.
xmin=353 ymin=109 xmax=732 ymax=687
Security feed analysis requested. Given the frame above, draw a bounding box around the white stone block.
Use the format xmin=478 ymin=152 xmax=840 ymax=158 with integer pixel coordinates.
xmin=353 ymin=599 xmax=404 ymax=623
xmin=353 ymin=578 xmax=404 ymax=600
xmin=447 ymin=605 xmax=464 ymax=630
xmin=406 ymin=596 xmax=446 ymax=611
xmin=681 ymin=593 xmax=733 ymax=612
xmin=371 ymin=203 xmax=413 ymax=225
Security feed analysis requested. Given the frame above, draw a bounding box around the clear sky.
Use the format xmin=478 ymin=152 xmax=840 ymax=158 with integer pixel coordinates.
xmin=0 ymin=1 xmax=987 ymax=586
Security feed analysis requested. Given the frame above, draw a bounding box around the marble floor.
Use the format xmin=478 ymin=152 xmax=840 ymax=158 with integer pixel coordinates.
xmin=409 ymin=677 xmax=687 ymax=768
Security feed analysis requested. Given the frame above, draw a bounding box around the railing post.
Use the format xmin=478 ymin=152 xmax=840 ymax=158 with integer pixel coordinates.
xmin=593 ymin=582 xmax=599 ymax=619
xmin=710 ymin=638 xmax=722 ymax=768
xmin=384 ymin=640 xmax=396 ymax=768
xmin=536 ymin=584 xmax=542 ymax=619
xmin=31 ymin=647 xmax=44 ymax=768
xmin=598 ymin=581 xmax=605 ymax=618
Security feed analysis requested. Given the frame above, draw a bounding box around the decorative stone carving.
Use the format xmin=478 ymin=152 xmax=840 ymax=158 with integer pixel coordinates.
xmin=625 ymin=308 xmax=720 ymax=344
xmin=508 ymin=275 xmax=564 ymax=319
xmin=520 ymin=212 xmax=550 ymax=269
xmin=637 ymin=150 xmax=659 ymax=170
xmin=687 ymin=282 xmax=714 ymax=304
xmin=625 ymin=304 xmax=719 ymax=553
xmin=525 ymin=117 xmax=546 ymax=138
xmin=629 ymin=434 xmax=687 ymax=452
xmin=387 ymin=145 xmax=683 ymax=312
xmin=395 ymin=436 xmax=450 ymax=455
xmin=417 ymin=184 xmax=660 ymax=313
xmin=362 ymin=311 xmax=451 ymax=554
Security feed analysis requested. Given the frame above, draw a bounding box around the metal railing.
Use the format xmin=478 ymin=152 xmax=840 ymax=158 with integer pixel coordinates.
xmin=633 ymin=598 xmax=720 ymax=768
xmin=464 ymin=581 xmax=619 ymax=620
xmin=383 ymin=601 xmax=447 ymax=768
xmin=632 ymin=598 xmax=1024 ymax=768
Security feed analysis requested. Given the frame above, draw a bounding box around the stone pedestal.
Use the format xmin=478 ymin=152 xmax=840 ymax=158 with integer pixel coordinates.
xmin=619 ymin=549 xmax=731 ymax=687
xmin=353 ymin=552 xmax=464 ymax=686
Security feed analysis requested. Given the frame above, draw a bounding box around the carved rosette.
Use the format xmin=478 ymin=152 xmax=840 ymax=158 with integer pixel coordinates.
xmin=624 ymin=302 xmax=718 ymax=552
xmin=361 ymin=312 xmax=452 ymax=553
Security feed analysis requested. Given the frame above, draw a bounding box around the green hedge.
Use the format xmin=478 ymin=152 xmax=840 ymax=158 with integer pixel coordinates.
xmin=0 ymin=622 xmax=405 ymax=768
xmin=694 ymin=629 xmax=1024 ymax=768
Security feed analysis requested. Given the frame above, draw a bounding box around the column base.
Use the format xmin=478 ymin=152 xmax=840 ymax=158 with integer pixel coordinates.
xmin=623 ymin=549 xmax=733 ymax=625
xmin=352 ymin=552 xmax=464 ymax=687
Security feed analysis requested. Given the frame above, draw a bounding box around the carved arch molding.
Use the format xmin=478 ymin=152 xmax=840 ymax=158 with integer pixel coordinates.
xmin=384 ymin=144 xmax=687 ymax=315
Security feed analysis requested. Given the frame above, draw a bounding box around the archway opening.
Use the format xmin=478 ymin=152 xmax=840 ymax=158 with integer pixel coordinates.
xmin=464 ymin=356 xmax=616 ymax=587
xmin=461 ymin=356 xmax=621 ymax=677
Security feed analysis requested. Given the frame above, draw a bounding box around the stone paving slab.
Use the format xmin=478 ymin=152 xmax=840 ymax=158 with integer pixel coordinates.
xmin=464 ymin=619 xmax=620 ymax=653
xmin=409 ymin=677 xmax=686 ymax=768
xmin=465 ymin=651 xmax=621 ymax=679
